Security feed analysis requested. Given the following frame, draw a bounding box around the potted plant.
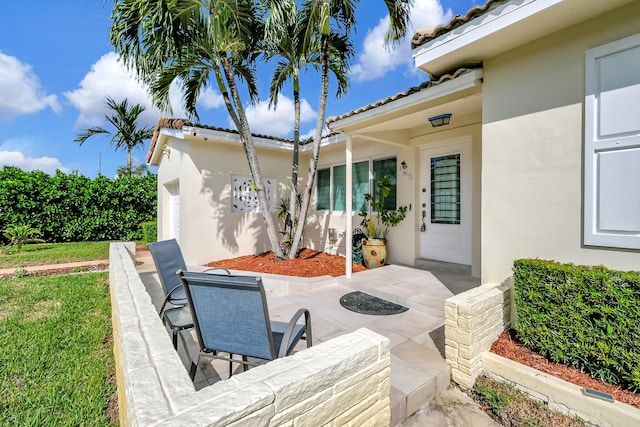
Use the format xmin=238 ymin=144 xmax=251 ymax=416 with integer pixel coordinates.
xmin=359 ymin=176 xmax=407 ymax=268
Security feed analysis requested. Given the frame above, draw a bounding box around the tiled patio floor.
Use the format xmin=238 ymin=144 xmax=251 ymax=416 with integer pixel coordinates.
xmin=138 ymin=260 xmax=479 ymax=425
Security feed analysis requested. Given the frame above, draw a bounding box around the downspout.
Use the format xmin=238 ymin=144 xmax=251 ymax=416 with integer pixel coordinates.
xmin=346 ymin=133 xmax=353 ymax=278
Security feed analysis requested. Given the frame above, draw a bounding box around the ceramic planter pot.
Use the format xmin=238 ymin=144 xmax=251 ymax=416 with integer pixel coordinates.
xmin=362 ymin=238 xmax=387 ymax=269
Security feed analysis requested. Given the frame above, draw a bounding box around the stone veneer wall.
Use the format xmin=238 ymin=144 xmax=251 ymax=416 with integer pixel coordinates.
xmin=444 ymin=284 xmax=513 ymax=389
xmin=110 ymin=242 xmax=391 ymax=426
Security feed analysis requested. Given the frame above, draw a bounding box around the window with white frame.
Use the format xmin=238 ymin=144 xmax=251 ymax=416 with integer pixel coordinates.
xmin=231 ymin=175 xmax=276 ymax=213
xmin=584 ymin=33 xmax=640 ymax=249
xmin=317 ymin=158 xmax=397 ymax=212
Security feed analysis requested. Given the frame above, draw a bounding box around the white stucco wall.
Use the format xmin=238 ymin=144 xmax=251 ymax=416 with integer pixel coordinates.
xmin=481 ymin=2 xmax=640 ymax=285
xmin=156 ymin=135 xmax=306 ymax=265
xmin=308 ymin=140 xmax=417 ymax=266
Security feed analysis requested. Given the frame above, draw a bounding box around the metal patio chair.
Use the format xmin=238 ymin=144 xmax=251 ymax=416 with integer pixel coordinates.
xmin=148 ymin=239 xmax=229 ymax=349
xmin=177 ymin=270 xmax=312 ymax=380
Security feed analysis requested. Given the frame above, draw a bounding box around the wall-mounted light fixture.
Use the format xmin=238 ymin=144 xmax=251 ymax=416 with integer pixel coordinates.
xmin=428 ymin=113 xmax=452 ymax=127
xmin=162 ymin=146 xmax=171 ymax=158
xmin=401 ymin=161 xmax=408 ymax=170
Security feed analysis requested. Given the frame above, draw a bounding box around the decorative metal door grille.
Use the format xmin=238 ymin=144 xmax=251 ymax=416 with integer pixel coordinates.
xmin=430 ymin=154 xmax=461 ymax=224
xmin=231 ymin=175 xmax=275 ymax=213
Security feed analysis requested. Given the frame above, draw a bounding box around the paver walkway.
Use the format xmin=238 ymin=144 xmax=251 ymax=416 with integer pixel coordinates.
xmin=1 ymin=251 xmax=495 ymax=425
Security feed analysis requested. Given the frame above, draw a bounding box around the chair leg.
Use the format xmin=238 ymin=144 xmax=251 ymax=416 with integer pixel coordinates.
xmin=189 ymin=354 xmax=200 ymax=381
xmin=228 ymin=354 xmax=234 ymax=378
xmin=172 ymin=327 xmax=179 ymax=350
xmin=242 ymin=355 xmax=248 ymax=372
xmin=189 ymin=362 xmax=198 ymax=381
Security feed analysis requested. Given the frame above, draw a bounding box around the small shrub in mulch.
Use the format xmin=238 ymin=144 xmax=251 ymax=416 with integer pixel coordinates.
xmin=468 ymin=375 xmax=586 ymax=427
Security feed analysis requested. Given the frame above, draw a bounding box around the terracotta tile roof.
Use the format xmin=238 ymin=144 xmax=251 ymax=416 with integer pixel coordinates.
xmin=411 ymin=0 xmax=504 ymax=49
xmin=326 ymin=67 xmax=478 ymax=125
xmin=146 ymin=117 xmax=296 ymax=163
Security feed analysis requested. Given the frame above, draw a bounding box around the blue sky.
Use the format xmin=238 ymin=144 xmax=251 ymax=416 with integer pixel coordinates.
xmin=0 ymin=0 xmax=478 ymax=178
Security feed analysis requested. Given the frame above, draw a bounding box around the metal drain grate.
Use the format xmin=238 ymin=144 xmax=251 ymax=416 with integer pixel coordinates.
xmin=339 ymin=291 xmax=409 ymax=315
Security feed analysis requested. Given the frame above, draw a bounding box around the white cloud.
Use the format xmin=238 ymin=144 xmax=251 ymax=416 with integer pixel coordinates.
xmin=350 ymin=0 xmax=453 ymax=82
xmin=240 ymin=96 xmax=317 ymax=137
xmin=0 ymin=52 xmax=61 ymax=122
xmin=65 ymin=52 xmax=226 ymax=128
xmin=64 ymin=52 xmax=161 ymax=128
xmin=198 ymin=87 xmax=225 ymax=110
xmin=0 ymin=151 xmax=69 ymax=175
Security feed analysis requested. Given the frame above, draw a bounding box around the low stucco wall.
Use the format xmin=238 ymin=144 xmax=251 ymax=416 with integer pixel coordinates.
xmin=109 ymin=242 xmax=391 ymax=426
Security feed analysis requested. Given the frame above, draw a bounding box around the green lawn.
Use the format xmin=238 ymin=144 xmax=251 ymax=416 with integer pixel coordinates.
xmin=0 ymin=241 xmax=111 ymax=269
xmin=0 ymin=272 xmax=116 ymax=426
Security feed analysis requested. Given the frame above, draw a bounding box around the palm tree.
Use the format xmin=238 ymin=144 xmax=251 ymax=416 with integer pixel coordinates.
xmin=111 ymin=0 xmax=287 ymax=258
xmin=109 ymin=0 xmax=413 ymax=259
xmin=287 ymin=0 xmax=414 ymax=259
xmin=74 ymin=96 xmax=153 ymax=177
xmin=265 ymin=12 xmax=353 ymax=254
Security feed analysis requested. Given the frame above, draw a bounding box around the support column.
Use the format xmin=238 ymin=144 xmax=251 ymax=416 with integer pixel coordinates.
xmin=346 ymin=134 xmax=353 ymax=278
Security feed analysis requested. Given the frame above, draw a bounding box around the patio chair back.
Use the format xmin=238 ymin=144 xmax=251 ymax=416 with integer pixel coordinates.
xmin=148 ymin=239 xmax=188 ymax=307
xmin=180 ymin=270 xmax=277 ymax=361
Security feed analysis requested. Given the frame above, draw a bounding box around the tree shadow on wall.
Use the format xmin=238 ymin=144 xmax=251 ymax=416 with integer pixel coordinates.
xmin=199 ymin=169 xmax=270 ymax=259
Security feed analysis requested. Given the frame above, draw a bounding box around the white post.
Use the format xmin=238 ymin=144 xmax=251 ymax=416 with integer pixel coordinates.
xmin=346 ymin=134 xmax=353 ymax=278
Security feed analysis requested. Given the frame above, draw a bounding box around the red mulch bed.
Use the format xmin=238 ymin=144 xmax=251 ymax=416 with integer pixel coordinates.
xmin=491 ymin=330 xmax=640 ymax=409
xmin=205 ymin=248 xmax=367 ymax=278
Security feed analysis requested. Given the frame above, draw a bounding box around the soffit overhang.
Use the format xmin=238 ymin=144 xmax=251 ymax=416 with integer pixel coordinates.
xmin=413 ymin=0 xmax=635 ymax=77
xmin=326 ymin=69 xmax=483 ymax=144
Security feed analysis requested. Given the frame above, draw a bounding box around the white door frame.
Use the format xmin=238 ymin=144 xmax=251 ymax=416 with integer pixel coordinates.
xmin=419 ymin=139 xmax=472 ymax=265
xmin=166 ymin=181 xmax=180 ymax=243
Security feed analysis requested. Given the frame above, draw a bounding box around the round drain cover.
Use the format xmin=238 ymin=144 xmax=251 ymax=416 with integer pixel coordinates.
xmin=340 ymin=291 xmax=408 ymax=315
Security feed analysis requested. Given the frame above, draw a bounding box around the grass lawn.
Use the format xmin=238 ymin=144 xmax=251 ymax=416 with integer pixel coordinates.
xmin=0 ymin=241 xmax=111 ymax=269
xmin=0 ymin=272 xmax=116 ymax=426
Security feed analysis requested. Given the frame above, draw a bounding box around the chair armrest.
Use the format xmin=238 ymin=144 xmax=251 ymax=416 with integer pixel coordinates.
xmin=278 ymin=308 xmax=312 ymax=358
xmin=159 ymin=283 xmax=184 ymax=316
xmin=203 ymin=267 xmax=231 ymax=275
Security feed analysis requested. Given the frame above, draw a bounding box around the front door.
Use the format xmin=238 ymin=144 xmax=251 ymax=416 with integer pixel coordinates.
xmin=419 ymin=141 xmax=472 ymax=265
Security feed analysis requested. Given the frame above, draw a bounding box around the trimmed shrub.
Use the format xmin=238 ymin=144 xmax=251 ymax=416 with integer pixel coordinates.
xmin=0 ymin=166 xmax=156 ymax=243
xmin=140 ymin=221 xmax=157 ymax=245
xmin=513 ymin=259 xmax=640 ymax=391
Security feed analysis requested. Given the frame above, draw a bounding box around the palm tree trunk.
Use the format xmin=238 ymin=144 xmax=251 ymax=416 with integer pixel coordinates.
xmin=289 ymin=34 xmax=330 ymax=258
xmin=127 ymin=148 xmax=132 ymax=177
xmin=288 ymin=80 xmax=301 ymax=247
xmin=220 ymin=55 xmax=285 ymax=259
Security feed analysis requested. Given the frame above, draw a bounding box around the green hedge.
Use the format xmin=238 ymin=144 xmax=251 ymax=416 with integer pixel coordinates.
xmin=513 ymin=259 xmax=640 ymax=391
xmin=0 ymin=166 xmax=157 ymax=243
xmin=140 ymin=221 xmax=157 ymax=245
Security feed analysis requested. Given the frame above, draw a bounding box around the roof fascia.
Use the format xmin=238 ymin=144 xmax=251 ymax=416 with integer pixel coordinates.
xmin=148 ymin=128 xmax=184 ymax=165
xmin=150 ymin=124 xmax=346 ymax=162
xmin=413 ymin=0 xmax=560 ymax=71
xmin=189 ymin=126 xmax=294 ymax=151
xmin=299 ymin=132 xmax=347 ymax=151
xmin=327 ymin=69 xmax=483 ymax=132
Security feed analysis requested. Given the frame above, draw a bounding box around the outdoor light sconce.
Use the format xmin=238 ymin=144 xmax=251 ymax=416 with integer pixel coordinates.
xmin=401 ymin=161 xmax=408 ymax=170
xmin=428 ymin=113 xmax=452 ymax=127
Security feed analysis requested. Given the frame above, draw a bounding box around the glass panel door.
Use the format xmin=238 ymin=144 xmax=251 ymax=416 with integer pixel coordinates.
xmin=430 ymin=154 xmax=461 ymax=224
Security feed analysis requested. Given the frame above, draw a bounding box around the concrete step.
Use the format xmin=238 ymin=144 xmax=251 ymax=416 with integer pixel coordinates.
xmin=414 ymin=258 xmax=471 ymax=275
